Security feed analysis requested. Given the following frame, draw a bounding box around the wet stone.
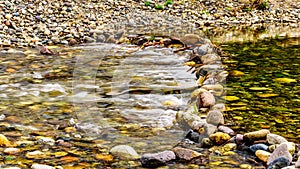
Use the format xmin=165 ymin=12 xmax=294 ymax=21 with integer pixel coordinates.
xmin=249 ymin=144 xmax=269 ymax=153
xmin=4 ymin=148 xmax=21 ymax=155
xmin=255 ymin=150 xmax=271 ymax=163
xmin=110 ymin=145 xmax=140 ymax=160
xmin=140 ymin=150 xmax=176 ymax=167
xmin=243 ymin=129 xmax=270 ymax=143
xmin=172 ymin=147 xmax=202 ymax=161
xmin=204 ymin=123 xmax=217 ymax=136
xmin=267 ymin=156 xmax=290 ymax=169
xmin=201 ymin=53 xmax=221 ymax=64
xmin=267 ymin=143 xmax=292 ymax=165
xmin=209 ymin=132 xmax=231 ymax=145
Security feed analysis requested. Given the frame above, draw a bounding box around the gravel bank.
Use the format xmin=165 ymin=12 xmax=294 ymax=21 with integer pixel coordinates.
xmin=0 ymin=0 xmax=299 ymax=48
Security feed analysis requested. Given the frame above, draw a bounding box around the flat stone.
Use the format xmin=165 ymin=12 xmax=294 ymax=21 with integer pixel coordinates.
xmin=267 ymin=133 xmax=288 ymax=145
xmin=218 ymin=126 xmax=235 ymax=136
xmin=267 ymin=143 xmax=292 ymax=165
xmin=172 ymin=147 xmax=202 ymax=161
xmin=255 ymin=150 xmax=271 ymax=163
xmin=243 ymin=129 xmax=270 ymax=143
xmin=140 ymin=150 xmax=176 ymax=167
xmin=206 ymin=110 xmax=224 ymax=125
xmin=267 ymin=156 xmax=290 ymax=169
xmin=209 ymin=132 xmax=231 ymax=145
xmin=110 ymin=145 xmax=140 ymax=160
xmin=182 ymin=34 xmax=200 ymax=45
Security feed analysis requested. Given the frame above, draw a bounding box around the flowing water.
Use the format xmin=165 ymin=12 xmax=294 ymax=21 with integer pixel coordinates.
xmin=1 ymin=19 xmax=299 ymax=167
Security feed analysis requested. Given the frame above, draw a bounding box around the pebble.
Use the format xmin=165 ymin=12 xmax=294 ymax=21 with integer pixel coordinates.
xmin=140 ymin=150 xmax=176 ymax=167
xmin=255 ymin=150 xmax=271 ymax=162
xmin=110 ymin=145 xmax=140 ymax=160
xmin=172 ymin=147 xmax=202 ymax=161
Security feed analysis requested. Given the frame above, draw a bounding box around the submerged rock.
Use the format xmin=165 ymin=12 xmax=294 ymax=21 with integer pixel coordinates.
xmin=110 ymin=145 xmax=140 ymax=160
xmin=172 ymin=147 xmax=203 ymax=161
xmin=243 ymin=129 xmax=270 ymax=143
xmin=140 ymin=150 xmax=176 ymax=167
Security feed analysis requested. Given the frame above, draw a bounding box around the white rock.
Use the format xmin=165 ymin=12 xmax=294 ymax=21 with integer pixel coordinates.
xmin=31 ymin=164 xmax=54 ymax=169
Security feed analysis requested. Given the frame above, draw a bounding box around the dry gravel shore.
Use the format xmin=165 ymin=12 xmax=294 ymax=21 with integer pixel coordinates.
xmin=0 ymin=0 xmax=299 ymax=48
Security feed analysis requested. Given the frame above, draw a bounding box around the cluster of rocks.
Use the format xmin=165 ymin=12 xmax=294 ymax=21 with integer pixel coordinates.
xmin=0 ymin=0 xmax=299 ymax=48
xmin=136 ymin=34 xmax=300 ymax=168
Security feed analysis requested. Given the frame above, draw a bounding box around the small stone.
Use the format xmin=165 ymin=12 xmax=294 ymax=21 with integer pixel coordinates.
xmin=267 ymin=156 xmax=290 ymax=169
xmin=243 ymin=129 xmax=270 ymax=143
xmin=255 ymin=150 xmax=271 ymax=162
xmin=106 ymin=35 xmax=116 ymax=43
xmin=218 ymin=126 xmax=235 ymax=136
xmin=267 ymin=133 xmax=288 ymax=145
xmin=209 ymin=132 xmax=231 ymax=145
xmin=83 ymin=36 xmax=96 ymax=43
xmin=31 ymin=164 xmax=54 ymax=169
xmin=281 ymin=166 xmax=296 ymax=169
xmin=267 ymin=143 xmax=292 ymax=165
xmin=110 ymin=145 xmax=139 ymax=160
xmin=4 ymin=148 xmax=21 ymax=155
xmin=249 ymin=144 xmax=269 ymax=153
xmin=172 ymin=147 xmax=202 ymax=161
xmin=140 ymin=150 xmax=176 ymax=167
xmin=206 ymin=110 xmax=224 ymax=125
xmin=26 ymin=150 xmax=47 ymax=159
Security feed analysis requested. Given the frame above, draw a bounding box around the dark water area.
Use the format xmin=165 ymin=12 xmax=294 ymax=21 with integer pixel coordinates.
xmin=220 ymin=37 xmax=300 ymax=143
